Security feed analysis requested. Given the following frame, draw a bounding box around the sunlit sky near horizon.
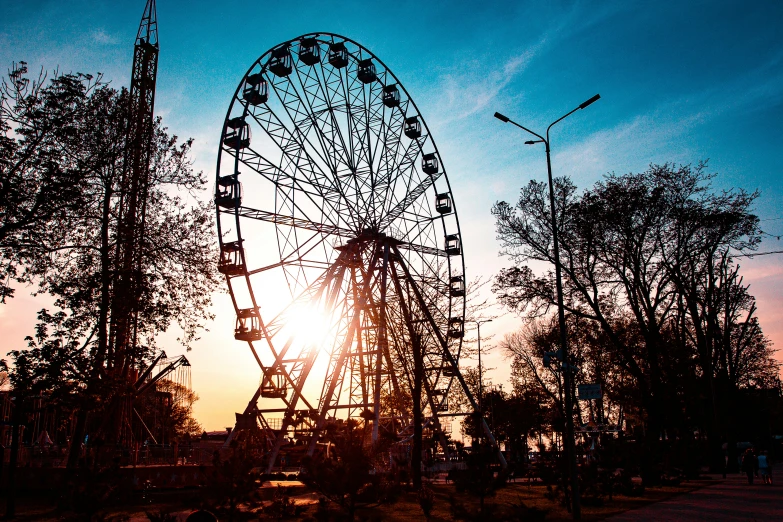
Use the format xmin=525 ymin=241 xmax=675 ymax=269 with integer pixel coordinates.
xmin=2 ymin=0 xmax=782 ymax=431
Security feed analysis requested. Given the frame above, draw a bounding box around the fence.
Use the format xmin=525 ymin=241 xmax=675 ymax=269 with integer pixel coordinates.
xmin=2 ymin=443 xmax=219 ymax=468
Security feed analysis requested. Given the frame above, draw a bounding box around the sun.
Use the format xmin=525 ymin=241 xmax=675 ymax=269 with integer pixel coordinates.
xmin=280 ymin=302 xmax=334 ymax=350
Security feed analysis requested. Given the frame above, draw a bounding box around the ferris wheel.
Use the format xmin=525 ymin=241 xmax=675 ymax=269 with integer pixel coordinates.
xmin=215 ymin=33 xmax=496 ymax=470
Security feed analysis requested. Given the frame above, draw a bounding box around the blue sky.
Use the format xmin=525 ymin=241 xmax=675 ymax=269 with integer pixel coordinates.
xmin=2 ymin=0 xmax=782 ymax=430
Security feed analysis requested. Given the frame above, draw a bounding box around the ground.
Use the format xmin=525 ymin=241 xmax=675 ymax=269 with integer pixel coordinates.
xmin=2 ymin=470 xmax=781 ymax=520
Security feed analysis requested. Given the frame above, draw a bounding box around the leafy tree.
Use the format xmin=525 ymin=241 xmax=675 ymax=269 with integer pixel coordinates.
xmin=492 ymin=163 xmax=776 ymax=480
xmin=1 ymin=62 xmax=99 ymax=301
xmin=1 ymin=63 xmax=219 ymax=467
xmin=135 ymin=379 xmax=203 ymax=443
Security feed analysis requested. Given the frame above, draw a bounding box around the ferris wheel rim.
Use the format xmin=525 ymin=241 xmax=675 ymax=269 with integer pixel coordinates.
xmin=214 ymin=33 xmax=469 ymax=434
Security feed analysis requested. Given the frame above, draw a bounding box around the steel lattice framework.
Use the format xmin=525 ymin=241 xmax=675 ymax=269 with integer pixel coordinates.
xmin=215 ymin=33 xmax=500 ymax=471
xmin=112 ymin=0 xmax=159 ymax=378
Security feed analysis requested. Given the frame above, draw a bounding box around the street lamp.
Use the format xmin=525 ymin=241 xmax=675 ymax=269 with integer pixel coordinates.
xmin=493 ymin=94 xmax=600 ymax=520
xmin=474 ymin=318 xmax=493 ymax=419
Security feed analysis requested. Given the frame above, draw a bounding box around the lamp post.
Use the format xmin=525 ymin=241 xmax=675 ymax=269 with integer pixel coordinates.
xmin=475 ymin=318 xmax=493 ymax=421
xmin=494 ymin=94 xmax=600 ymax=520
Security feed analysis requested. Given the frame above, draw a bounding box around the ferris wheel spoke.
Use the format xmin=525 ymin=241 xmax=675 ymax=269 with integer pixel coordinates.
xmin=310 ymin=51 xmax=364 ymax=222
xmin=235 ymin=146 xmax=345 ymax=231
xmin=265 ymin=70 xmax=346 ymax=177
xmin=397 ymin=240 xmax=448 ymax=258
xmin=381 ymin=170 xmax=443 ymax=231
xmin=242 ymin=97 xmax=361 ymax=232
xmin=235 ymin=147 xmax=332 ymax=200
xmin=336 ymin=61 xmax=360 ymax=189
xmin=371 ymin=94 xmax=406 ymax=226
xmin=394 ymin=220 xmax=437 ymax=254
xmin=379 ymin=134 xmax=423 ymax=225
xmin=288 ymin=53 xmax=365 ymax=226
xmin=236 ymin=205 xmax=353 ymax=238
xmin=341 ymin=57 xmax=381 ymax=225
xmin=244 ymin=96 xmax=332 ymax=188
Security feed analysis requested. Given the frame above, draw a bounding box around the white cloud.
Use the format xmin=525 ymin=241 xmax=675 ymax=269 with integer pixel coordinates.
xmin=90 ymin=28 xmax=119 ymax=45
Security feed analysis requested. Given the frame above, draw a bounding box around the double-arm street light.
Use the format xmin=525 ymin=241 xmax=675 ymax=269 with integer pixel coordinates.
xmin=494 ymin=93 xmax=600 ymax=520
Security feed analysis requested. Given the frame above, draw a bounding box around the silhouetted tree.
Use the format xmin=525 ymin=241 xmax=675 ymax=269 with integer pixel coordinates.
xmin=492 ymin=163 xmax=776 ymax=481
xmin=1 ymin=63 xmax=99 ymax=301
xmin=1 ymin=62 xmax=218 ymax=468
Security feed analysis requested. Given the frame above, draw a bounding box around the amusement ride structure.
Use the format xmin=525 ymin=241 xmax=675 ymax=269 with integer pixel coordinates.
xmin=215 ymin=33 xmax=503 ymax=470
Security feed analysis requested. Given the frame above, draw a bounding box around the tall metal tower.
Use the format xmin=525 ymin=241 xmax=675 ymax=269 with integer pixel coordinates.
xmin=111 ymin=0 xmax=159 ymax=376
xmin=100 ymin=0 xmax=159 ymax=445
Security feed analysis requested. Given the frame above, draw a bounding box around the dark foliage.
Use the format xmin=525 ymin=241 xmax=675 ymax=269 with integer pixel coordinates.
xmin=492 ymin=163 xmax=780 ymax=481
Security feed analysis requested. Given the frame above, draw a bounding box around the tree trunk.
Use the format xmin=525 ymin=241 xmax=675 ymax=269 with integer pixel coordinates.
xmin=66 ymin=407 xmax=87 ymax=470
xmin=412 ymin=333 xmax=423 ymax=489
xmin=5 ymin=397 xmax=22 ymax=518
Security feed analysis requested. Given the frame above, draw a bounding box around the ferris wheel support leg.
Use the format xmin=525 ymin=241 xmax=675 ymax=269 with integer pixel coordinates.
xmin=264 ymin=341 xmax=324 ymax=473
xmin=372 ymin=243 xmax=390 ymax=444
xmin=387 ymin=260 xmax=453 ymax=461
xmin=306 ymin=248 xmax=381 ymax=456
xmin=390 ymin=245 xmax=507 ymax=469
xmin=305 ymin=309 xmax=362 ymax=457
xmin=420 ymin=369 xmax=455 ymax=460
xmin=360 ymin=262 xmax=408 ymax=430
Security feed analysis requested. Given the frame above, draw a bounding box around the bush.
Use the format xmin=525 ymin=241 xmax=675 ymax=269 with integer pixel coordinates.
xmin=417 ymin=485 xmax=434 ymax=519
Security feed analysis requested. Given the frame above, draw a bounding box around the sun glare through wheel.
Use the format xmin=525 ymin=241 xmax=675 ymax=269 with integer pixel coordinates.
xmin=215 ymin=33 xmax=481 ymax=471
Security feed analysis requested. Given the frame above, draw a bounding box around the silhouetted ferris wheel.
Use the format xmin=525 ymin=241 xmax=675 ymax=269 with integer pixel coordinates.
xmin=215 ymin=33 xmax=494 ymax=471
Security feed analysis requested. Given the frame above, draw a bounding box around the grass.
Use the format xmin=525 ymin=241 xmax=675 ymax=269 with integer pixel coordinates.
xmin=350 ymin=479 xmax=716 ymax=521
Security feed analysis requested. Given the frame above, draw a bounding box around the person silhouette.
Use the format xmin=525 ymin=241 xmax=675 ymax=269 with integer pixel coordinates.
xmin=741 ymin=448 xmax=758 ymax=485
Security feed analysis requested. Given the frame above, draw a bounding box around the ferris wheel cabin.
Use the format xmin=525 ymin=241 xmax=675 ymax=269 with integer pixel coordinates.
xmin=260 ymin=367 xmax=287 ymax=399
xmin=358 ymin=59 xmax=377 ymax=84
xmin=269 ymin=46 xmax=293 ymax=77
xmin=328 ymin=42 xmax=349 ymax=68
xmin=449 ymin=275 xmax=465 ymax=297
xmin=242 ymin=73 xmax=268 ymax=106
xmin=445 ymin=233 xmax=461 ymax=256
xmin=218 ymin=240 xmax=246 ymax=276
xmin=448 ymin=317 xmax=464 ymax=338
xmin=223 ymin=117 xmax=250 ymax=150
xmin=235 ymin=308 xmax=264 ymax=342
xmin=442 ymin=365 xmax=457 ymax=377
xmin=436 ymin=193 xmax=453 ymax=214
xmin=383 ymin=84 xmax=400 ymax=107
xmin=404 ymin=116 xmax=421 ymax=139
xmin=432 ymin=389 xmax=449 ymax=412
xmin=215 ymin=173 xmax=242 ymax=209
xmin=422 ymin=153 xmax=439 ymax=174
xmin=298 ymin=37 xmax=321 ymax=65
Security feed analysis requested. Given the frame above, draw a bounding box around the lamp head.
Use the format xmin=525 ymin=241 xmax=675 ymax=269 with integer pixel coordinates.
xmin=579 ymin=94 xmax=601 ymax=109
xmin=494 ymin=112 xmax=510 ymax=123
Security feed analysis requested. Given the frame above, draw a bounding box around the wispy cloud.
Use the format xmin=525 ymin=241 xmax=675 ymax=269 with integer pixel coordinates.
xmin=431 ymin=47 xmax=539 ymax=125
xmin=551 ymin=51 xmax=783 ymax=183
xmin=426 ymin=1 xmax=631 ymax=128
xmin=90 ymin=28 xmax=119 ymax=45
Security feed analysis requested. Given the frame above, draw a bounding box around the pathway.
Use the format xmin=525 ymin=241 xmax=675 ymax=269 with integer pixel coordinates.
xmin=606 ymin=469 xmax=783 ymax=521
